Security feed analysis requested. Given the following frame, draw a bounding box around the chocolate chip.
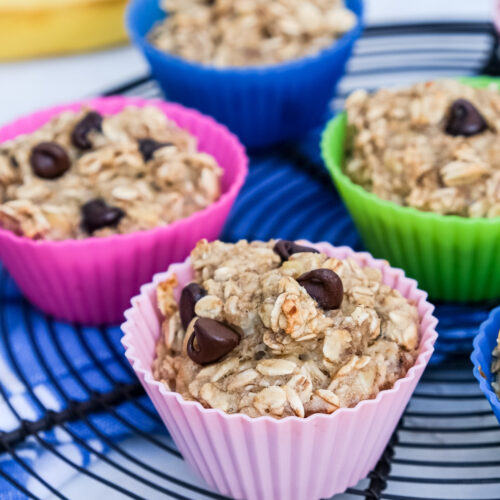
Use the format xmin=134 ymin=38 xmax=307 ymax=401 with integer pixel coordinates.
xmin=180 ymin=283 xmax=207 ymax=331
xmin=81 ymin=198 xmax=125 ymax=233
xmin=273 ymin=240 xmax=319 ymax=262
xmin=30 ymin=142 xmax=71 ymax=179
xmin=445 ymin=99 xmax=488 ymax=137
xmin=138 ymin=138 xmax=172 ymax=162
xmin=187 ymin=318 xmax=240 ymax=365
xmin=71 ymin=111 xmax=103 ymax=150
xmin=297 ymin=268 xmax=343 ymax=310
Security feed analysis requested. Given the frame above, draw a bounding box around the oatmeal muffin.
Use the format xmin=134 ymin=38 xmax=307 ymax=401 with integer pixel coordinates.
xmin=0 ymin=106 xmax=222 ymax=240
xmin=345 ymin=80 xmax=500 ymax=217
xmin=149 ymin=0 xmax=356 ymax=67
xmin=492 ymin=331 xmax=500 ymax=398
xmin=153 ymin=239 xmax=419 ymax=419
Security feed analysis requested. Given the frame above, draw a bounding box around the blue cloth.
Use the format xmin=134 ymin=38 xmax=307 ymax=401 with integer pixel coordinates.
xmin=0 ymin=288 xmax=163 ymax=498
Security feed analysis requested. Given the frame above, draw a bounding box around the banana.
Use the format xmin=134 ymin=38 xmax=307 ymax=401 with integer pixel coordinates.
xmin=0 ymin=0 xmax=128 ymax=60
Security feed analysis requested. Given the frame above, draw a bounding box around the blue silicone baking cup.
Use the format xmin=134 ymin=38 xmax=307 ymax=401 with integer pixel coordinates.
xmin=471 ymin=306 xmax=500 ymax=424
xmin=126 ymin=0 xmax=363 ymax=149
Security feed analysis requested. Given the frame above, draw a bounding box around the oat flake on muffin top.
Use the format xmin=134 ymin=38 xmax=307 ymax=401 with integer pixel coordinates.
xmin=153 ymin=239 xmax=419 ymax=419
xmin=149 ymin=0 xmax=356 ymax=67
xmin=345 ymin=80 xmax=500 ymax=217
xmin=0 ymin=106 xmax=222 ymax=240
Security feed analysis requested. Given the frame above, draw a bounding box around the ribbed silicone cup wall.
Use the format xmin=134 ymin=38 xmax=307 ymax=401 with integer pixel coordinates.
xmin=127 ymin=0 xmax=364 ymax=149
xmin=122 ymin=242 xmax=438 ymax=500
xmin=321 ymin=77 xmax=500 ymax=302
xmin=0 ymin=97 xmax=248 ymax=325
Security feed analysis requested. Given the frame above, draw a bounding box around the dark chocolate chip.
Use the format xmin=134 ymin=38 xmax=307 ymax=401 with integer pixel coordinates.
xmin=273 ymin=240 xmax=319 ymax=262
xmin=445 ymin=99 xmax=488 ymax=137
xmin=180 ymin=283 xmax=207 ymax=331
xmin=71 ymin=111 xmax=103 ymax=150
xmin=81 ymin=198 xmax=125 ymax=233
xmin=138 ymin=138 xmax=173 ymax=162
xmin=187 ymin=318 xmax=240 ymax=365
xmin=30 ymin=142 xmax=71 ymax=179
xmin=297 ymin=268 xmax=343 ymax=310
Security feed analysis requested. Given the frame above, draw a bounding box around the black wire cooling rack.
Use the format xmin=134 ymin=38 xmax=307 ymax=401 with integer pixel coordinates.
xmin=1 ymin=21 xmax=500 ymax=500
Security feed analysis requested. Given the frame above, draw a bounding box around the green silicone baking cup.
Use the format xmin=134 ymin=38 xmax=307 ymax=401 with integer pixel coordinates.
xmin=321 ymin=76 xmax=500 ymax=302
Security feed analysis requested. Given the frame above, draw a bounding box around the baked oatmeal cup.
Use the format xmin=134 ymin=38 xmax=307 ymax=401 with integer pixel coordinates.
xmin=322 ymin=77 xmax=500 ymax=301
xmin=127 ymin=0 xmax=363 ymax=148
xmin=122 ymin=240 xmax=438 ymax=500
xmin=472 ymin=305 xmax=500 ymax=424
xmin=0 ymin=97 xmax=247 ymax=324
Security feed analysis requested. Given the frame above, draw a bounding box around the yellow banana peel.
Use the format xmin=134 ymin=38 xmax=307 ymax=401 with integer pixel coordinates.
xmin=0 ymin=0 xmax=129 ymax=60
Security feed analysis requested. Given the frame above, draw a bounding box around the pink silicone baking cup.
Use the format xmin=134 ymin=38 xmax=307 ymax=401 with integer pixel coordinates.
xmin=122 ymin=241 xmax=438 ymax=500
xmin=0 ymin=97 xmax=248 ymax=325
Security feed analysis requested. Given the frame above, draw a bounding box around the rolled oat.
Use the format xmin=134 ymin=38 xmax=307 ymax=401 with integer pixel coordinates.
xmin=149 ymin=0 xmax=356 ymax=67
xmin=0 ymin=106 xmax=222 ymax=240
xmin=344 ymin=80 xmax=500 ymax=217
xmin=153 ymin=239 xmax=419 ymax=419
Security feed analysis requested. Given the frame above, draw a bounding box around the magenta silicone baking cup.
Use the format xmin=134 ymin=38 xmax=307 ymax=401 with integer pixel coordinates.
xmin=122 ymin=241 xmax=438 ymax=500
xmin=0 ymin=97 xmax=248 ymax=325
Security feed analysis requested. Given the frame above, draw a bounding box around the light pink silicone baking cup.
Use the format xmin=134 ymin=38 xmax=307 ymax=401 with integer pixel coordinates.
xmin=122 ymin=241 xmax=438 ymax=500
xmin=0 ymin=97 xmax=248 ymax=325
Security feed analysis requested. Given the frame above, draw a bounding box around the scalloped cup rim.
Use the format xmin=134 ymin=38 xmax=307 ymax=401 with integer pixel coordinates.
xmin=321 ymin=111 xmax=500 ymax=227
xmin=121 ymin=240 xmax=438 ymax=426
xmin=0 ymin=96 xmax=248 ymax=248
xmin=126 ymin=0 xmax=364 ymax=76
xmin=471 ymin=306 xmax=500 ymax=414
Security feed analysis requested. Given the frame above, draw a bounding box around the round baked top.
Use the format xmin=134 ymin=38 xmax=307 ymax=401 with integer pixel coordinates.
xmin=345 ymin=80 xmax=500 ymax=218
xmin=153 ymin=239 xmax=420 ymax=419
xmin=0 ymin=106 xmax=222 ymax=240
xmin=148 ymin=0 xmax=357 ymax=67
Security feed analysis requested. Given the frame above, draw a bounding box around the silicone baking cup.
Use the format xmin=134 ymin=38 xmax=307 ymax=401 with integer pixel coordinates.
xmin=321 ymin=76 xmax=500 ymax=302
xmin=0 ymin=97 xmax=247 ymax=325
xmin=472 ymin=306 xmax=500 ymax=424
xmin=127 ymin=0 xmax=363 ymax=149
xmin=122 ymin=241 xmax=438 ymax=500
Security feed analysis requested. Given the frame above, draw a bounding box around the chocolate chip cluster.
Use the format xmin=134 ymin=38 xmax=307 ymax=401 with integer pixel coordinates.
xmin=180 ymin=240 xmax=344 ymax=366
xmin=29 ymin=112 xmax=126 ymax=233
xmin=154 ymin=239 xmax=419 ymax=419
xmin=0 ymin=106 xmax=222 ymax=240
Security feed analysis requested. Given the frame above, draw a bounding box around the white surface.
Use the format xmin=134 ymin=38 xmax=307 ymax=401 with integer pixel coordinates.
xmin=365 ymin=0 xmax=493 ymax=24
xmin=0 ymin=46 xmax=148 ymax=126
xmin=0 ymin=0 xmax=495 ymax=125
